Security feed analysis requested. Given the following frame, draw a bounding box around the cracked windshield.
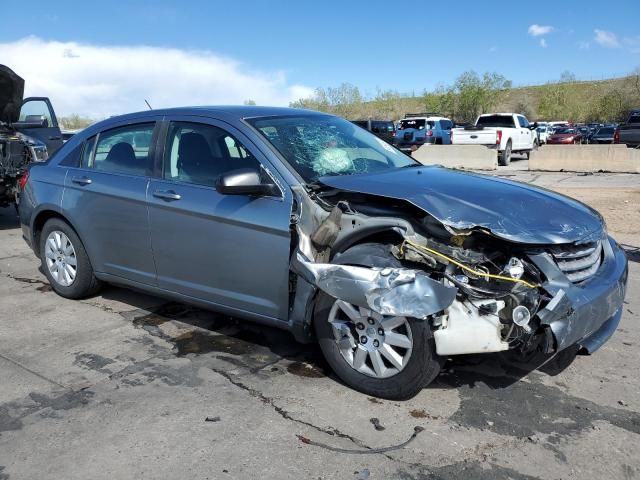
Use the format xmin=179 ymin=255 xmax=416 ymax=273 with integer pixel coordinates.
xmin=249 ymin=115 xmax=416 ymax=181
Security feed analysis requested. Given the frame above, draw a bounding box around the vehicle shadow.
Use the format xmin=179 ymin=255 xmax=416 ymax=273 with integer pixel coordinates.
xmin=621 ymin=244 xmax=640 ymax=264
xmin=0 ymin=206 xmax=19 ymax=230
xmin=98 ymin=284 xmax=574 ymax=390
xmin=431 ymin=347 xmax=577 ymax=391
xmin=97 ymin=285 xmax=328 ymax=376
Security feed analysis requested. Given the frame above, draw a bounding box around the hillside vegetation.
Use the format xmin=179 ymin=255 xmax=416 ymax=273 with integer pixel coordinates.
xmin=291 ymin=70 xmax=640 ymax=123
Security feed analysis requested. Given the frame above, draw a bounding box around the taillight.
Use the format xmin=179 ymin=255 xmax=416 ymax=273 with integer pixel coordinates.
xmin=18 ymin=171 xmax=29 ymax=190
xmin=496 ymin=130 xmax=503 ymax=145
xmin=426 ymin=130 xmax=433 ymax=137
xmin=614 ymin=129 xmax=620 ymax=144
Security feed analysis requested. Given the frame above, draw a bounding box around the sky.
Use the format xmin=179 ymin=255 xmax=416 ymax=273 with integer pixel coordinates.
xmin=0 ymin=0 xmax=638 ymax=117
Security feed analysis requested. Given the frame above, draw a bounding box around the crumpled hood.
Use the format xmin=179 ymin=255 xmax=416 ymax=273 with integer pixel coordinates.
xmin=319 ymin=166 xmax=604 ymax=244
xmin=0 ymin=65 xmax=24 ymax=124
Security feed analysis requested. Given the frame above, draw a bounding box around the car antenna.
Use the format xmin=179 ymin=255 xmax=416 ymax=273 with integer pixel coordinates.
xmin=144 ymin=99 xmax=153 ymax=110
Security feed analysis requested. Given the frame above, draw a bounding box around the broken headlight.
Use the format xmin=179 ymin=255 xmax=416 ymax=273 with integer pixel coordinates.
xmin=29 ymin=144 xmax=48 ymax=162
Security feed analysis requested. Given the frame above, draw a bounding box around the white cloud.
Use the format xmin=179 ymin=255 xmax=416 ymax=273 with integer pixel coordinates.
xmin=578 ymin=41 xmax=590 ymax=50
xmin=528 ymin=24 xmax=554 ymax=37
xmin=540 ymin=38 xmax=547 ymax=48
xmin=594 ymin=29 xmax=620 ymax=48
xmin=0 ymin=37 xmax=314 ymax=118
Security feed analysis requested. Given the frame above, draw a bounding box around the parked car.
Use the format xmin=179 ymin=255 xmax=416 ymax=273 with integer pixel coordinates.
xmin=18 ymin=106 xmax=628 ymax=400
xmin=618 ymin=109 xmax=640 ymax=147
xmin=547 ymin=127 xmax=583 ymax=144
xmin=0 ymin=65 xmax=63 ymax=206
xmin=451 ymin=113 xmax=537 ymax=165
xmin=351 ymin=119 xmax=395 ymax=144
xmin=61 ymin=129 xmax=79 ymax=143
xmin=589 ymin=126 xmax=619 ymax=144
xmin=577 ymin=126 xmax=593 ymax=143
xmin=393 ymin=114 xmax=453 ymax=151
xmin=536 ymin=125 xmax=552 ymax=144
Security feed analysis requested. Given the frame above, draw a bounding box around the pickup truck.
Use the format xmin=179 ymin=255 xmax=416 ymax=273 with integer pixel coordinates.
xmin=451 ymin=113 xmax=537 ymax=165
xmin=618 ymin=109 xmax=640 ymax=148
xmin=0 ymin=65 xmax=63 ymax=206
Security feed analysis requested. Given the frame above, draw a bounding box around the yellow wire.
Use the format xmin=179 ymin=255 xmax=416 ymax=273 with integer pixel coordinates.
xmin=401 ymin=239 xmax=540 ymax=289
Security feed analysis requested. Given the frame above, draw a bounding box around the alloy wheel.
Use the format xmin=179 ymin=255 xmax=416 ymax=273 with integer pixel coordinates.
xmin=327 ymin=299 xmax=413 ymax=379
xmin=44 ymin=230 xmax=77 ymax=286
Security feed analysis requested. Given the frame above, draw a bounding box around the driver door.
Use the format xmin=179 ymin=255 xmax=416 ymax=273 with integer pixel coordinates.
xmin=16 ymin=97 xmax=63 ymax=154
xmin=147 ymin=117 xmax=293 ymax=320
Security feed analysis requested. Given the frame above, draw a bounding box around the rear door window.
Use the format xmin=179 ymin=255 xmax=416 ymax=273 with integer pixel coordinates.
xmin=92 ymin=123 xmax=155 ymax=176
xmin=399 ymin=119 xmax=426 ymax=130
xmin=628 ymin=112 xmax=640 ymax=124
xmin=477 ymin=115 xmax=516 ymax=128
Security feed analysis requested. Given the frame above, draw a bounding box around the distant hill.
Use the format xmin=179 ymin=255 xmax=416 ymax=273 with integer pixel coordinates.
xmin=292 ymin=73 xmax=640 ymax=123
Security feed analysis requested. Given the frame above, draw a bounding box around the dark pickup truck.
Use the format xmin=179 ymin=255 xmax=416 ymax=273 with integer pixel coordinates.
xmin=352 ymin=119 xmax=395 ymax=144
xmin=0 ymin=65 xmax=63 ymax=206
xmin=619 ymin=109 xmax=640 ymax=147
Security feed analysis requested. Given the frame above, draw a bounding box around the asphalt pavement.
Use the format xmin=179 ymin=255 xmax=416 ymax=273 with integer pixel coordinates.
xmin=0 ymin=170 xmax=639 ymax=479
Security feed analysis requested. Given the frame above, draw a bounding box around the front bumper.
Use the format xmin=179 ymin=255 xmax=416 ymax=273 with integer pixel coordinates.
xmin=529 ymin=235 xmax=628 ymax=354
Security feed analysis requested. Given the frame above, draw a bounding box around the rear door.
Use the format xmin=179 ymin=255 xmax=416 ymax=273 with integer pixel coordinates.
xmin=16 ymin=97 xmax=63 ymax=154
xmin=62 ymin=119 xmax=161 ymax=285
xmin=147 ymin=116 xmax=292 ymax=320
xmin=517 ymin=115 xmax=532 ymax=149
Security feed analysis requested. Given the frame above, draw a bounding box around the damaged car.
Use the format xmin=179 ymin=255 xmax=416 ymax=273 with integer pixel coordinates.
xmin=0 ymin=65 xmax=63 ymax=206
xmin=18 ymin=106 xmax=628 ymax=399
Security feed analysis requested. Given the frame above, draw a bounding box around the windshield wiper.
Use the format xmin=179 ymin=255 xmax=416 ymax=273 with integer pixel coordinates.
xmin=400 ymin=163 xmax=423 ymax=168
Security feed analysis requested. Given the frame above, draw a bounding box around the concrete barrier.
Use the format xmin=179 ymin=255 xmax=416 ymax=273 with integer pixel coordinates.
xmin=530 ymin=144 xmax=640 ymax=173
xmin=412 ymin=145 xmax=497 ymax=170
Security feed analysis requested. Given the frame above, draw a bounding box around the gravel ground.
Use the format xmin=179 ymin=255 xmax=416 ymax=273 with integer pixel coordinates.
xmin=0 ymin=169 xmax=638 ymax=480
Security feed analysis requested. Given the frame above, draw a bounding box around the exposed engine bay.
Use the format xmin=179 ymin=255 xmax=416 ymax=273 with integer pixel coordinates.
xmin=288 ymin=181 xmax=624 ymax=359
xmin=0 ymin=128 xmax=47 ymax=206
xmin=0 ymin=65 xmax=51 ymax=206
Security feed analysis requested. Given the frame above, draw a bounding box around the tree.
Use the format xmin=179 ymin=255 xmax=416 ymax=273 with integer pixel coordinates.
xmin=424 ymin=70 xmax=511 ymax=122
xmin=243 ymin=99 xmax=256 ymax=106
xmin=559 ymin=70 xmax=576 ymax=83
xmin=58 ymin=114 xmax=95 ymax=130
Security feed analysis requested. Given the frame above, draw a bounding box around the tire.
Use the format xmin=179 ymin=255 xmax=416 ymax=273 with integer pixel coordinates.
xmin=313 ymin=243 xmax=442 ymax=400
xmin=499 ymin=141 xmax=512 ymax=166
xmin=39 ymin=218 xmax=101 ymax=299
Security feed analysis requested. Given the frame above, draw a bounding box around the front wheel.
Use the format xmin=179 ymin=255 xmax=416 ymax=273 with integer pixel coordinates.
xmin=313 ymin=243 xmax=441 ymax=400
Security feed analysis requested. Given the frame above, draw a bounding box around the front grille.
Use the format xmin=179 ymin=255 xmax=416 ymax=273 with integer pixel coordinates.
xmin=549 ymin=241 xmax=603 ymax=283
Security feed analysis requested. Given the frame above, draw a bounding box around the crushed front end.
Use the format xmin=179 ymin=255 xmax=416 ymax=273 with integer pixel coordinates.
xmin=288 ymin=184 xmax=628 ymax=362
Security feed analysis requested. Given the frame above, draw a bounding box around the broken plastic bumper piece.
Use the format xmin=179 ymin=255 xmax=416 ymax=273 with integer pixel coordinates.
xmin=293 ymin=252 xmax=457 ymax=319
xmin=530 ymin=235 xmax=628 ymax=354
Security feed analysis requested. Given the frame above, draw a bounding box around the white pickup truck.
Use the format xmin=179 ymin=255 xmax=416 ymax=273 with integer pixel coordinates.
xmin=451 ymin=113 xmax=538 ymax=165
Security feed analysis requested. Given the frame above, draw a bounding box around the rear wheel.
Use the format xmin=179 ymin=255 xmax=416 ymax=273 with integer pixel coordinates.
xmin=313 ymin=243 xmax=442 ymax=400
xmin=499 ymin=141 xmax=512 ymax=166
xmin=39 ymin=218 xmax=101 ymax=299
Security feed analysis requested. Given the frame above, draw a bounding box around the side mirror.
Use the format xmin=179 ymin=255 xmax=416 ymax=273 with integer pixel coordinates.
xmin=216 ymin=168 xmax=278 ymax=196
xmin=13 ymin=115 xmax=48 ymax=129
xmin=530 ymin=122 xmax=538 ymax=130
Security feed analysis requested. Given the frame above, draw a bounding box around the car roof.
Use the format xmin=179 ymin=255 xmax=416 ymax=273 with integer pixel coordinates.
xmin=89 ymin=105 xmax=328 ymax=131
xmin=400 ymin=116 xmax=449 ymax=121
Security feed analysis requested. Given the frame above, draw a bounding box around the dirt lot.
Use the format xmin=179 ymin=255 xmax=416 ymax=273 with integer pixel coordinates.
xmin=0 ymin=170 xmax=638 ymax=480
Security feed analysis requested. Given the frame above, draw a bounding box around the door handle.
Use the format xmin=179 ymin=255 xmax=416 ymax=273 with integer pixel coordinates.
xmin=153 ymin=190 xmax=181 ymax=201
xmin=71 ymin=176 xmax=92 ymax=186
